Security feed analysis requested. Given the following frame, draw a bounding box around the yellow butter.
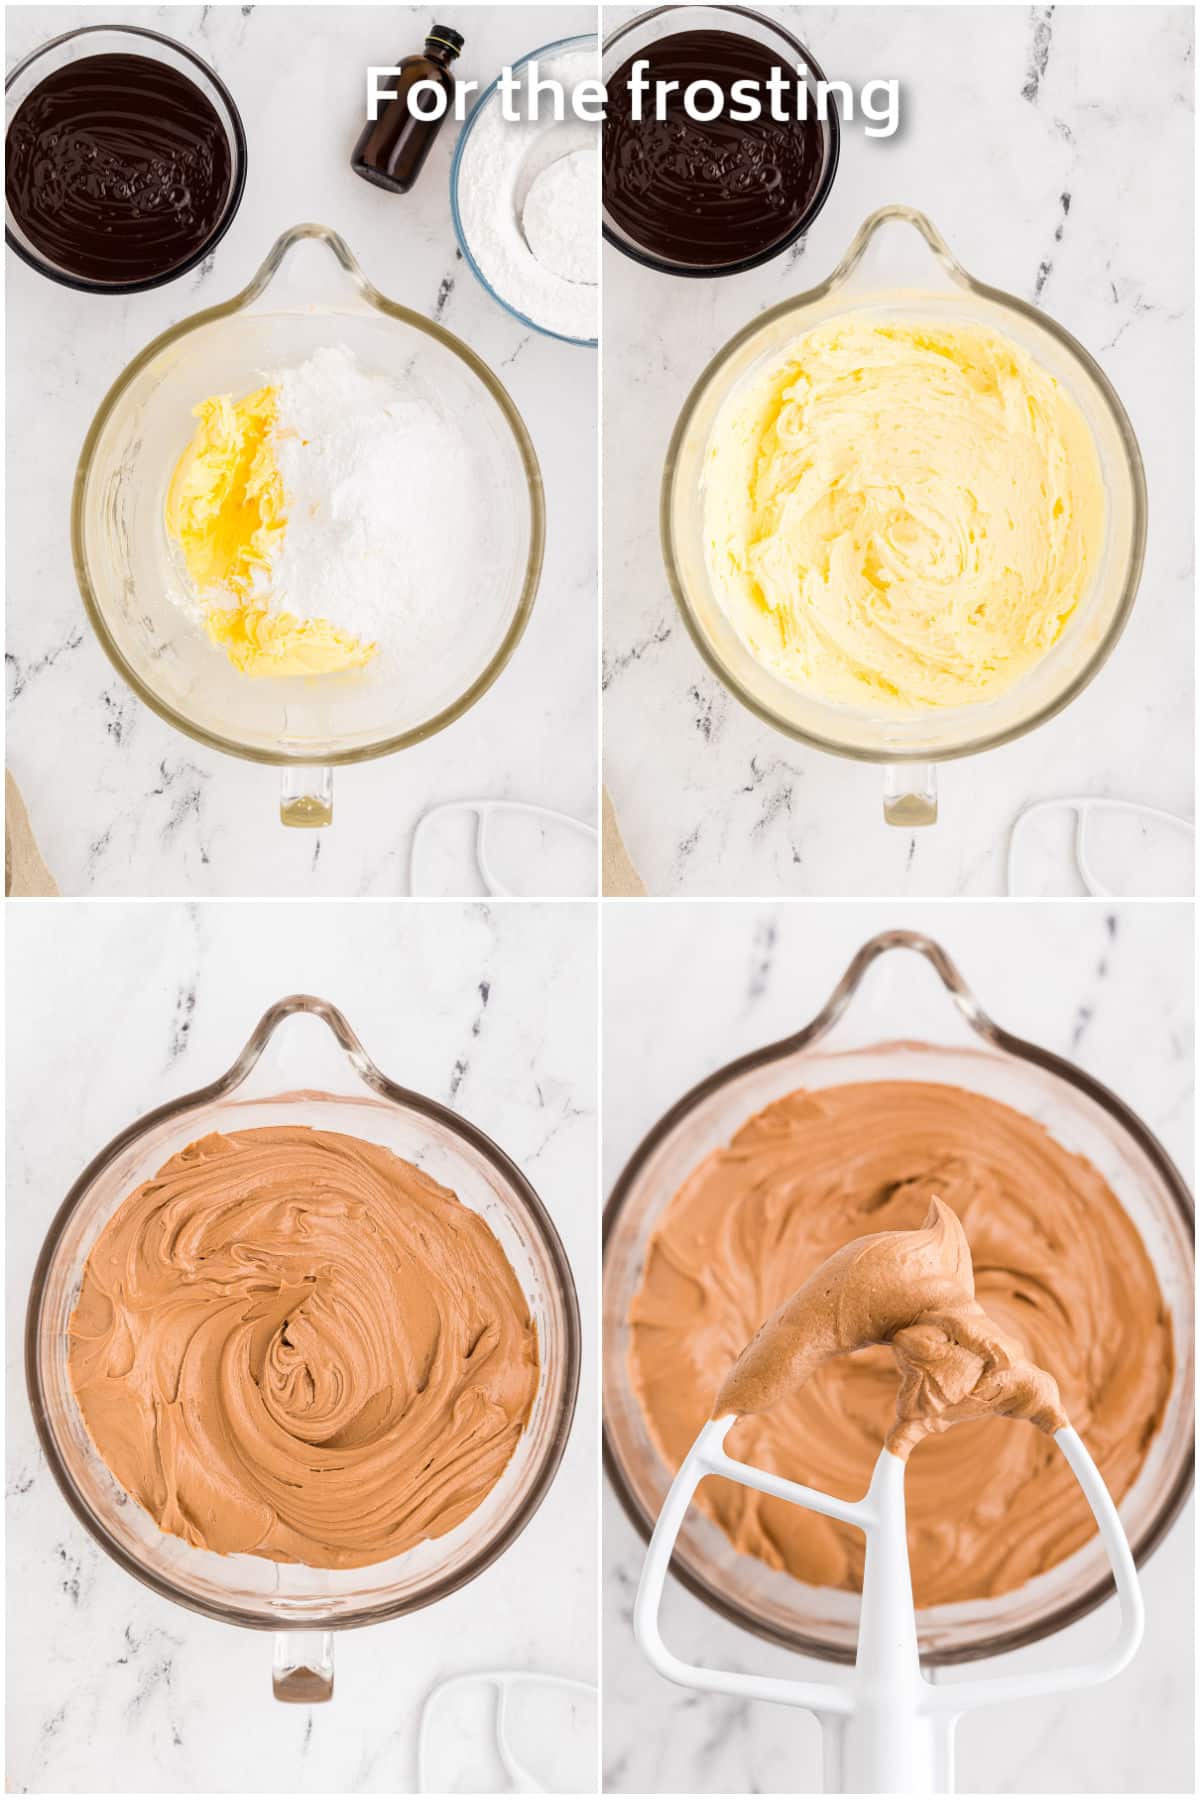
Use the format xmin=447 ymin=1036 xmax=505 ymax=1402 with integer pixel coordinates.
xmin=702 ymin=318 xmax=1106 ymax=711
xmin=201 ymin=604 xmax=376 ymax=677
xmin=166 ymin=385 xmax=375 ymax=678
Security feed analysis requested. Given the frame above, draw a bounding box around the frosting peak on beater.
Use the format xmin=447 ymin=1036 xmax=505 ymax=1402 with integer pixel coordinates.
xmin=715 ymin=1197 xmax=1068 ymax=1457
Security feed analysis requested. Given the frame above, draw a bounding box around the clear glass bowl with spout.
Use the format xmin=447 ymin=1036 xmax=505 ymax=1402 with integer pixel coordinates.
xmin=603 ymin=931 xmax=1193 ymax=1665
xmin=27 ymin=997 xmax=580 ymax=1700
xmin=72 ymin=225 xmax=545 ymax=827
xmin=662 ymin=208 xmax=1148 ymax=826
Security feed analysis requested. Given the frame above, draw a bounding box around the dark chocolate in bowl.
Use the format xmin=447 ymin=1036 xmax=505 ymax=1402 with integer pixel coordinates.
xmin=5 ymin=29 xmax=245 ymax=293
xmin=603 ymin=16 xmax=839 ymax=276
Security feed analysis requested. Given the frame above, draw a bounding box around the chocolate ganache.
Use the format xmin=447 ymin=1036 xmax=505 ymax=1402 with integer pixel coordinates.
xmin=602 ymin=29 xmax=831 ymax=270
xmin=6 ymin=51 xmax=235 ymax=286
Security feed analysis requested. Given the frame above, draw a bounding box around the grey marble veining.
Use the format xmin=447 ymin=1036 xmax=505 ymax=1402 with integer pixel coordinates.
xmin=602 ymin=4 xmax=1195 ymax=896
xmin=6 ymin=900 xmax=598 ymax=1792
xmin=601 ymin=899 xmax=1193 ymax=1792
xmin=5 ymin=4 xmax=598 ymax=897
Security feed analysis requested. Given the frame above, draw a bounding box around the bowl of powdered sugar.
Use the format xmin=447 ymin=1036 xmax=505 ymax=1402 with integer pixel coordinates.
xmin=451 ymin=36 xmax=598 ymax=347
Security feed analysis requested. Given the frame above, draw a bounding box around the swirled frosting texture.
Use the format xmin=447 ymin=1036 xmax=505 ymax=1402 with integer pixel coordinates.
xmin=69 ymin=1126 xmax=540 ymax=1568
xmin=702 ymin=318 xmax=1105 ymax=711
xmin=629 ymin=1082 xmax=1172 ymax=1608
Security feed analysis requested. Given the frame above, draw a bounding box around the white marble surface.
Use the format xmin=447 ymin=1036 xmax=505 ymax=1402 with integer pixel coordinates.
xmin=602 ymin=899 xmax=1194 ymax=1792
xmin=5 ymin=900 xmax=598 ymax=1792
xmin=5 ymin=4 xmax=598 ymax=898
xmin=602 ymin=4 xmax=1195 ymax=896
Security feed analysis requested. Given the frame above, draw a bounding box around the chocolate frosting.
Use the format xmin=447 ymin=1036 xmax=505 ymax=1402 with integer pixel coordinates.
xmin=629 ymin=1081 xmax=1173 ymax=1608
xmin=715 ymin=1198 xmax=1068 ymax=1456
xmin=69 ymin=1126 xmax=539 ymax=1568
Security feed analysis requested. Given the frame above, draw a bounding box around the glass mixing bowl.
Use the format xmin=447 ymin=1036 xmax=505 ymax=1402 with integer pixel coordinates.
xmin=5 ymin=23 xmax=247 ymax=295
xmin=72 ymin=225 xmax=545 ymax=827
xmin=662 ymin=208 xmax=1148 ymax=825
xmin=27 ymin=997 xmax=580 ymax=1700
xmin=603 ymin=931 xmax=1193 ymax=1666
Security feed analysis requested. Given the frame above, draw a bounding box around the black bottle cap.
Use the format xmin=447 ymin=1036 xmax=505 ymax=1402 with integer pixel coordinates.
xmin=427 ymin=25 xmax=464 ymax=57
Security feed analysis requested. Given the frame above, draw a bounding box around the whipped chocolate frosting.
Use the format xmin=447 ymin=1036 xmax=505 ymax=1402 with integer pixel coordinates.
xmin=69 ymin=1126 xmax=539 ymax=1568
xmin=630 ymin=1081 xmax=1173 ymax=1608
xmin=716 ymin=1198 xmax=1068 ymax=1456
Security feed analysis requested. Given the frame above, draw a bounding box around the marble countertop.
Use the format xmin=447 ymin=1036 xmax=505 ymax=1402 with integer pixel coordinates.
xmin=6 ymin=900 xmax=598 ymax=1792
xmin=602 ymin=898 xmax=1194 ymax=1792
xmin=5 ymin=4 xmax=598 ymax=898
xmin=602 ymin=4 xmax=1195 ymax=896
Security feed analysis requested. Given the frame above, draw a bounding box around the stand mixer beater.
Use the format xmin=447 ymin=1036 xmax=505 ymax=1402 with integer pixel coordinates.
xmin=634 ymin=1199 xmax=1145 ymax=1795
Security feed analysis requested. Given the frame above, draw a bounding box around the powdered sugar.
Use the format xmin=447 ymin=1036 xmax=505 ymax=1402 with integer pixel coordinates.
xmin=455 ymin=45 xmax=598 ymax=343
xmin=255 ymin=345 xmax=478 ymax=657
xmin=521 ymin=147 xmax=597 ymax=286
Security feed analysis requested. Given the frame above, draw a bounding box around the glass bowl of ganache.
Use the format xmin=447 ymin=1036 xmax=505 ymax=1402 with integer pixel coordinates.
xmin=5 ymin=23 xmax=246 ymax=295
xmin=602 ymin=4 xmax=840 ymax=278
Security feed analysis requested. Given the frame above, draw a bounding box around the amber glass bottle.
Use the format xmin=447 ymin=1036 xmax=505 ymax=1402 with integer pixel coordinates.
xmin=351 ymin=25 xmax=464 ymax=194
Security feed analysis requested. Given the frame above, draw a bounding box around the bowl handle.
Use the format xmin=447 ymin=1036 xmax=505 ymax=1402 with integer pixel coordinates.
xmin=280 ymin=766 xmax=333 ymax=828
xmin=883 ymin=763 xmax=938 ymax=828
xmin=239 ymin=224 xmax=379 ymax=317
xmin=273 ymin=1630 xmax=334 ymax=1703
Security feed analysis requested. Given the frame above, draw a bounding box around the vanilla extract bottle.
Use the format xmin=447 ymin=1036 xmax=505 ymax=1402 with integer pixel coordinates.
xmin=351 ymin=24 xmax=464 ymax=194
